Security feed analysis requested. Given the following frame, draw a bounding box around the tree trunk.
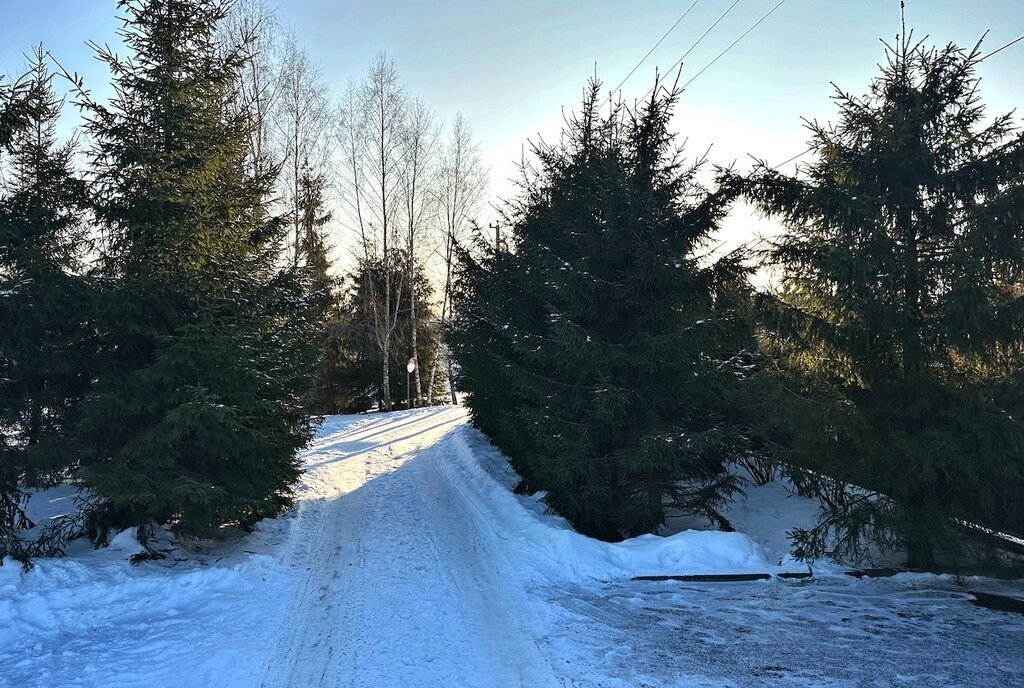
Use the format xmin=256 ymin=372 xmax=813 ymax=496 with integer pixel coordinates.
xmin=293 ymin=122 xmax=300 ymax=266
xmin=426 ymin=351 xmax=439 ymax=406
xmin=381 ymin=336 xmax=391 ymax=411
xmin=429 ymin=235 xmax=454 ymax=407
xmin=906 ymin=537 xmax=935 ymax=569
xmin=380 ymin=92 xmax=392 ymax=412
xmin=446 ymin=352 xmax=457 ymax=405
xmin=28 ymin=403 xmax=41 ymax=446
xmin=410 ymin=242 xmax=422 ymax=407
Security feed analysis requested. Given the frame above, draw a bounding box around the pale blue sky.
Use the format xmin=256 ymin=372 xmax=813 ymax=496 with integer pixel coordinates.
xmin=2 ymin=0 xmax=1022 ymax=247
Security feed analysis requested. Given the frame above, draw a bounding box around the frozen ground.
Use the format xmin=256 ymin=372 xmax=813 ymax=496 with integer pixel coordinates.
xmin=1 ymin=406 xmax=1022 ymax=687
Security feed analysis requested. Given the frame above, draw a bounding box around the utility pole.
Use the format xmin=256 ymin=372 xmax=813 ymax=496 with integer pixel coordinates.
xmin=489 ymin=221 xmax=501 ymax=251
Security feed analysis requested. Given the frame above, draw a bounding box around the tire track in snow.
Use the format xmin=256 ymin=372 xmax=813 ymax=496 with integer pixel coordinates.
xmin=259 ymin=415 xmax=383 ymax=688
xmin=407 ymin=435 xmax=564 ymax=687
xmin=259 ymin=408 xmax=563 ymax=688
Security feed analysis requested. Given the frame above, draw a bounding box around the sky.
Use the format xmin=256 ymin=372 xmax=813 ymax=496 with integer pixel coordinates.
xmin=2 ymin=0 xmax=1023 ymax=258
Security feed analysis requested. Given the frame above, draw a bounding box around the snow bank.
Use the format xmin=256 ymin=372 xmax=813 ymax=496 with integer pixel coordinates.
xmin=662 ymin=474 xmax=839 ymax=572
xmin=439 ymin=424 xmax=777 ymax=580
xmin=22 ymin=483 xmax=80 ymax=526
xmin=0 ymin=535 xmax=291 ymax=688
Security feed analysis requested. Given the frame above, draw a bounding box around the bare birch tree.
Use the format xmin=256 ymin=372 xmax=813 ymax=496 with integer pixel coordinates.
xmin=428 ymin=113 xmax=486 ymax=405
xmin=275 ymin=34 xmax=333 ymax=266
xmin=220 ymin=0 xmax=283 ymax=174
xmin=336 ymin=54 xmax=406 ymax=411
xmin=400 ymin=98 xmax=440 ymax=406
xmin=335 ymin=55 xmax=486 ymax=411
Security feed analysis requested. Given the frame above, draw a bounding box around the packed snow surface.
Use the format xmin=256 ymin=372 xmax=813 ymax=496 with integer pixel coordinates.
xmin=2 ymin=407 xmax=1022 ymax=687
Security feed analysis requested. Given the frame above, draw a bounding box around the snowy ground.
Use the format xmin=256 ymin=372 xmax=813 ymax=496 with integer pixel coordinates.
xmin=2 ymin=407 xmax=1022 ymax=687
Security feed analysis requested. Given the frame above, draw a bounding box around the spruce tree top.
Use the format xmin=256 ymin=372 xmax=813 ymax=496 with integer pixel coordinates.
xmin=81 ymin=0 xmax=277 ymax=285
xmin=726 ymin=32 xmax=1024 ymax=387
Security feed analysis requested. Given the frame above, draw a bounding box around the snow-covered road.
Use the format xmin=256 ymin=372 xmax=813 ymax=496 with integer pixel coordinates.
xmin=258 ymin=407 xmax=1024 ymax=688
xmin=2 ymin=406 xmax=1023 ymax=687
xmin=259 ymin=407 xmax=561 ymax=688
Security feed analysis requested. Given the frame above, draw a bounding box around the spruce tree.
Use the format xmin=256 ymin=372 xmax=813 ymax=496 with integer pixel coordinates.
xmin=296 ymin=164 xmax=345 ymax=413
xmin=72 ymin=0 xmax=319 ymax=546
xmin=448 ymin=229 xmax=552 ymax=491
xmin=296 ymin=164 xmax=334 ymax=295
xmin=0 ymin=49 xmax=89 ymax=561
xmin=726 ymin=31 xmax=1024 ymax=565
xmin=450 ymin=81 xmax=752 ymax=540
xmin=0 ymin=72 xmax=39 ymax=148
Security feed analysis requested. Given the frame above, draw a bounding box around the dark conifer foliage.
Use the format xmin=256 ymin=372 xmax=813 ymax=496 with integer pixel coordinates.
xmin=0 ymin=49 xmax=89 ymax=561
xmin=0 ymin=75 xmax=39 ymax=149
xmin=296 ymin=165 xmax=346 ymax=412
xmin=724 ymin=32 xmax=1024 ymax=565
xmin=450 ymin=81 xmax=754 ymax=540
xmin=296 ymin=165 xmax=335 ymax=292
xmin=71 ymin=0 xmax=321 ymax=546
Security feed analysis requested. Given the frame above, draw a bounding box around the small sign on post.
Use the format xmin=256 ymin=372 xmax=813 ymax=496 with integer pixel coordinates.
xmin=407 ymin=357 xmax=417 ymax=373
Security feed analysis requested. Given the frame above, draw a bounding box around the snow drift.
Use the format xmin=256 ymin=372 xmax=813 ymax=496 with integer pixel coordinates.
xmin=439 ymin=422 xmax=780 ymax=580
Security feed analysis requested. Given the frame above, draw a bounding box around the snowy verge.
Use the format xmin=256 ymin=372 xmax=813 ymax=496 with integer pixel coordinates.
xmin=438 ymin=423 xmax=793 ymax=581
xmin=0 ymin=535 xmax=291 ymax=688
xmin=662 ymin=475 xmax=853 ymax=574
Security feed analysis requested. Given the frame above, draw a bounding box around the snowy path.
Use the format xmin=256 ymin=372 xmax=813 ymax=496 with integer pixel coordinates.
xmin=2 ymin=406 xmax=1023 ymax=687
xmin=258 ymin=408 xmax=563 ymax=688
xmin=257 ymin=407 xmax=1024 ymax=688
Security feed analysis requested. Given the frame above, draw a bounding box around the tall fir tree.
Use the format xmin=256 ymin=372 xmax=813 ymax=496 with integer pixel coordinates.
xmin=0 ymin=77 xmax=36 ymax=148
xmin=296 ymin=163 xmax=334 ymax=295
xmin=725 ymin=30 xmax=1024 ymax=565
xmin=0 ymin=48 xmax=89 ymax=561
xmin=450 ymin=81 xmax=753 ymax=540
xmin=72 ymin=0 xmax=321 ymax=547
xmin=295 ymin=163 xmax=344 ymax=412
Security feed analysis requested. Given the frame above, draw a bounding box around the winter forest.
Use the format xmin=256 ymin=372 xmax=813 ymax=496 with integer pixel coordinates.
xmin=1 ymin=0 xmax=487 ymax=559
xmin=1 ymin=1 xmax=1023 ymax=687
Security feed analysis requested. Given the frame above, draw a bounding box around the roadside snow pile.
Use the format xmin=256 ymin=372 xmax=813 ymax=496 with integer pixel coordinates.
xmin=22 ymin=483 xmax=80 ymax=527
xmin=662 ymin=475 xmax=841 ymax=571
xmin=0 ymin=529 xmax=291 ymax=688
xmin=441 ymin=424 xmax=779 ymax=580
xmin=597 ymin=530 xmax=770 ymax=577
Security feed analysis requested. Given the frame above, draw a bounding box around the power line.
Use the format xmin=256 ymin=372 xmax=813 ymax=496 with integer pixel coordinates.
xmin=603 ymin=0 xmax=702 ymax=105
xmin=769 ymin=145 xmax=813 ymax=169
xmin=681 ymin=0 xmax=790 ymax=91
xmin=637 ymin=0 xmax=744 ymax=103
xmin=978 ymin=33 xmax=1024 ymax=62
